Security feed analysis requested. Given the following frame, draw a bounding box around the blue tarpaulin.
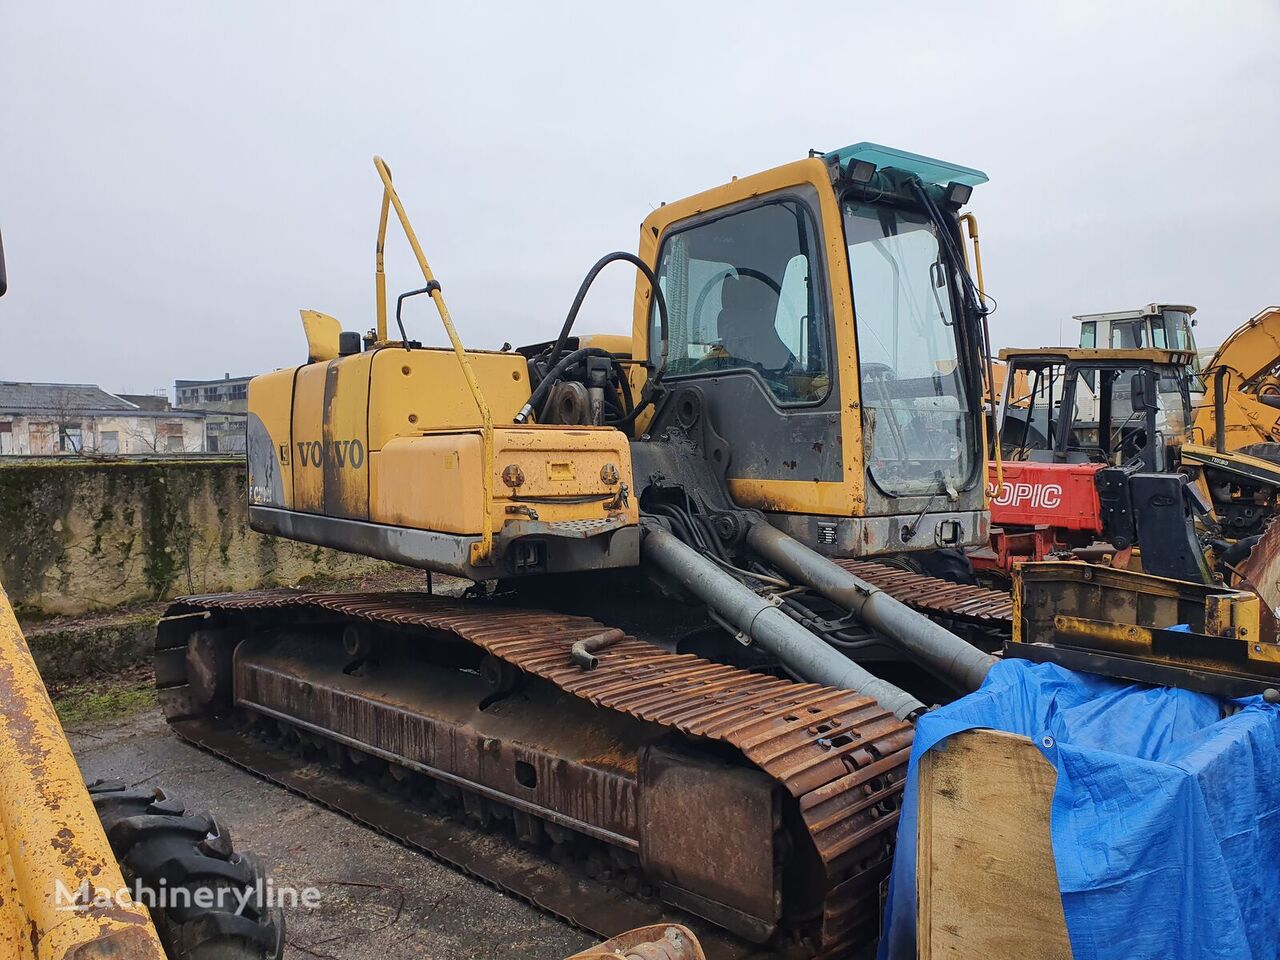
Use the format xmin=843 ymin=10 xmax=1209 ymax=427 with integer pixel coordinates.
xmin=878 ymin=659 xmax=1280 ymax=960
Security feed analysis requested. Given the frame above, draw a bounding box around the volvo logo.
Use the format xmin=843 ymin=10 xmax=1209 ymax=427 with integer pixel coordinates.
xmin=295 ymin=439 xmax=366 ymax=469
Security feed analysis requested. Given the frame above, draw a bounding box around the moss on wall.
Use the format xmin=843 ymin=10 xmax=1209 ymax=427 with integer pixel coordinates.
xmin=0 ymin=460 xmax=393 ymax=617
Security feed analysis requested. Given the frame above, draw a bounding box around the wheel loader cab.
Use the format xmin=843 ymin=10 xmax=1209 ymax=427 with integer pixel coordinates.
xmin=984 ymin=346 xmax=1210 ymax=584
xmin=634 ymin=143 xmax=991 ymax=556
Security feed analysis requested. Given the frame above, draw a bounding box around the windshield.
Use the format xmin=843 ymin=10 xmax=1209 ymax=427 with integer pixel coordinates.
xmin=844 ymin=200 xmax=974 ymax=496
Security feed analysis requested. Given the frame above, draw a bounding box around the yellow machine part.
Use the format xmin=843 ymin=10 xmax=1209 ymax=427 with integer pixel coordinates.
xmin=373 ymin=424 xmax=637 ymax=534
xmin=249 ymin=337 xmax=638 ymax=566
xmin=1193 ymin=305 xmax=1280 ymax=449
xmin=0 ymin=584 xmax=165 ymax=960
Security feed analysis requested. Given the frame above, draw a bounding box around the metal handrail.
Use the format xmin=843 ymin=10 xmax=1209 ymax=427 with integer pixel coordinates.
xmin=960 ymin=212 xmax=1003 ymax=496
xmin=372 ymin=156 xmax=495 ymax=564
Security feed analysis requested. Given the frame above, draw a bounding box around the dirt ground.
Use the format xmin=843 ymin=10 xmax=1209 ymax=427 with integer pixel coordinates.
xmin=68 ymin=701 xmax=594 ymax=960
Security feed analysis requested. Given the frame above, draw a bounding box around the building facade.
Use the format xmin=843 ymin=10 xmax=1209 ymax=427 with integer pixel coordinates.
xmin=0 ymin=382 xmax=206 ymax=455
xmin=174 ymin=374 xmax=250 ymax=453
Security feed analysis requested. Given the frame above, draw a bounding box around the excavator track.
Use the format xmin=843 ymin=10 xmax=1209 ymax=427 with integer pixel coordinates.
xmin=839 ymin=561 xmax=1014 ymax=630
xmin=156 ymin=591 xmax=915 ymax=959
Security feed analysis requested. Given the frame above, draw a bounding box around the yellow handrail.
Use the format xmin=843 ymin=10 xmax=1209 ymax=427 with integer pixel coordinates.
xmin=960 ymin=212 xmax=1003 ymax=497
xmin=373 ymin=156 xmax=495 ymax=565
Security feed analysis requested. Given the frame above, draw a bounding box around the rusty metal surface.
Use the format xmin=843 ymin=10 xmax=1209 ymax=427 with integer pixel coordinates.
xmin=838 ymin=560 xmax=1014 ymax=627
xmin=1239 ymin=519 xmax=1280 ymax=635
xmin=160 ymin=590 xmax=914 ymax=957
xmin=567 ymin=924 xmax=707 ymax=960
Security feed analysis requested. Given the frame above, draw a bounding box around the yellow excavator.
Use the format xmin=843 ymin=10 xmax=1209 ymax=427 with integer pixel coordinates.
xmin=157 ymin=144 xmax=1012 ymax=957
xmin=1182 ymin=306 xmax=1280 ymax=538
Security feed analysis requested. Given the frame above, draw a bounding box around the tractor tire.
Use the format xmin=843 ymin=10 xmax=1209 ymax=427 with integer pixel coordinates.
xmin=86 ymin=779 xmax=285 ymax=960
xmin=912 ymin=548 xmax=978 ymax=585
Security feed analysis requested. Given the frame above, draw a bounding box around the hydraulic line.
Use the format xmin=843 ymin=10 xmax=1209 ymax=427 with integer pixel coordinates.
xmin=744 ymin=522 xmax=996 ymax=693
xmin=641 ymin=526 xmax=926 ymax=720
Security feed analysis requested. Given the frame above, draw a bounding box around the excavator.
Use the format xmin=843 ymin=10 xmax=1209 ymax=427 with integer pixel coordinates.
xmin=155 ymin=143 xmax=1015 ymax=957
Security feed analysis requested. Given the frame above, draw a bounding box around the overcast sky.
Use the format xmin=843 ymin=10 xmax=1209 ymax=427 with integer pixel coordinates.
xmin=3 ymin=2 xmax=1278 ymax=396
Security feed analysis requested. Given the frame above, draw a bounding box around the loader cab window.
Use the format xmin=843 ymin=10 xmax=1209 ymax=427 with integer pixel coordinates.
xmin=1110 ymin=321 xmax=1146 ymax=349
xmin=650 ymin=196 xmax=831 ymax=404
xmin=999 ymin=361 xmax=1065 ymax=460
xmin=844 ymin=201 xmax=975 ymax=496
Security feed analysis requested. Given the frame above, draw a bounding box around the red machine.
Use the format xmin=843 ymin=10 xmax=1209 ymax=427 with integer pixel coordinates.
xmin=974 ymin=460 xmax=1107 ymax=573
xmin=971 ymin=347 xmax=1209 ymax=584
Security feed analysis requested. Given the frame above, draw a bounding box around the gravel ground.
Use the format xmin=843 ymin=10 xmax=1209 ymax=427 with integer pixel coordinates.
xmin=70 ymin=708 xmax=594 ymax=960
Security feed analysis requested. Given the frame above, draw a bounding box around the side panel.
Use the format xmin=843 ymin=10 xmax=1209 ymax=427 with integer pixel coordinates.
xmin=291 ymin=364 xmax=328 ymax=513
xmin=372 ymin=434 xmax=486 ymax=534
xmin=367 ymin=347 xmax=530 ymax=452
xmin=989 ymin=461 xmax=1104 ymax=533
xmin=322 ymin=352 xmax=373 ymax=520
xmin=246 ymin=367 xmax=298 ymax=509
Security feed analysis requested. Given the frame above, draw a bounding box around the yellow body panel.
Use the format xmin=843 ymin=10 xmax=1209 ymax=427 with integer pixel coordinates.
xmin=367 ymin=346 xmax=529 ymax=449
xmin=0 ymin=584 xmax=165 ymax=960
xmin=373 ymin=435 xmax=486 ymax=532
xmin=631 ymin=158 xmax=866 ymax=517
xmin=577 ymin=333 xmax=633 ymax=357
xmin=291 ymin=363 xmax=328 ymax=512
xmin=324 ymin=350 xmax=374 ymax=518
xmin=247 ymin=366 xmax=296 ymax=509
xmin=373 ymin=426 xmax=637 ymax=534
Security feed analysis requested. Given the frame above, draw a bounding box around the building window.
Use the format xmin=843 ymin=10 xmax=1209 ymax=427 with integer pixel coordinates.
xmin=161 ymin=422 xmax=184 ymax=452
xmin=99 ymin=430 xmax=120 ymax=454
xmin=59 ymin=424 xmax=83 ymax=453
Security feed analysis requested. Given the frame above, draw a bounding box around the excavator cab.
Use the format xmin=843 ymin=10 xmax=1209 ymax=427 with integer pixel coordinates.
xmin=633 ymin=143 xmax=992 ymax=556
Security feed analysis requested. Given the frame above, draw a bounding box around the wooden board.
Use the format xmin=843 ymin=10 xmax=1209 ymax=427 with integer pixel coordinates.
xmin=916 ymin=729 xmax=1072 ymax=959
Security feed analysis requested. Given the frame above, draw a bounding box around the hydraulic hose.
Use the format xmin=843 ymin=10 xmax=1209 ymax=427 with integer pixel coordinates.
xmin=641 ymin=526 xmax=926 ymax=720
xmin=514 ymin=347 xmax=616 ymax=424
xmin=745 ymin=522 xmax=996 ymax=693
xmin=545 ymin=251 xmax=670 ymax=377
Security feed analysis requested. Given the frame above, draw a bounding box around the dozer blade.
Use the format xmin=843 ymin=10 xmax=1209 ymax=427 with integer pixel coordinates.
xmin=157 ymin=591 xmax=913 ymax=958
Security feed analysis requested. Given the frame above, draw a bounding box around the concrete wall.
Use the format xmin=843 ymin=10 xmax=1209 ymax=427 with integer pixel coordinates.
xmin=0 ymin=458 xmax=395 ymax=617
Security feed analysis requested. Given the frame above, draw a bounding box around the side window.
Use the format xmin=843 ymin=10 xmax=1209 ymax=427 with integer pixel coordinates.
xmin=1079 ymin=321 xmax=1096 ymax=349
xmin=651 ymin=198 xmax=830 ymax=404
xmin=1110 ymin=321 xmax=1144 ymax=349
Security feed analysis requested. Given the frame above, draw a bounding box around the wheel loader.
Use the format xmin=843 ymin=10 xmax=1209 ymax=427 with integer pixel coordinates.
xmin=981 ymin=345 xmax=1215 ymax=584
xmin=156 ymin=143 xmax=1011 ymax=957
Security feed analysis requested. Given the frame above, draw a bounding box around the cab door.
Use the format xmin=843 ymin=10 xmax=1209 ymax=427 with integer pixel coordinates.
xmin=642 ymin=179 xmax=852 ymax=515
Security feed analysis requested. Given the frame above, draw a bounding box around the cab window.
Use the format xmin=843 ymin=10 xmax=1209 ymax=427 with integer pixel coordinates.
xmin=650 ymin=197 xmax=831 ymax=404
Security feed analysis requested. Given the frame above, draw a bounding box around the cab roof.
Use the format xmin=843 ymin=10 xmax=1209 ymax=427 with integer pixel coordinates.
xmin=998 ymin=346 xmax=1196 ymax=366
xmin=1072 ymin=303 xmax=1196 ymax=323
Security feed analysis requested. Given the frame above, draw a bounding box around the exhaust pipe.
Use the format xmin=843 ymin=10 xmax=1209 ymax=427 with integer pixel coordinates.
xmin=745 ymin=522 xmax=996 ymax=693
xmin=641 ymin=526 xmax=926 ymax=720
